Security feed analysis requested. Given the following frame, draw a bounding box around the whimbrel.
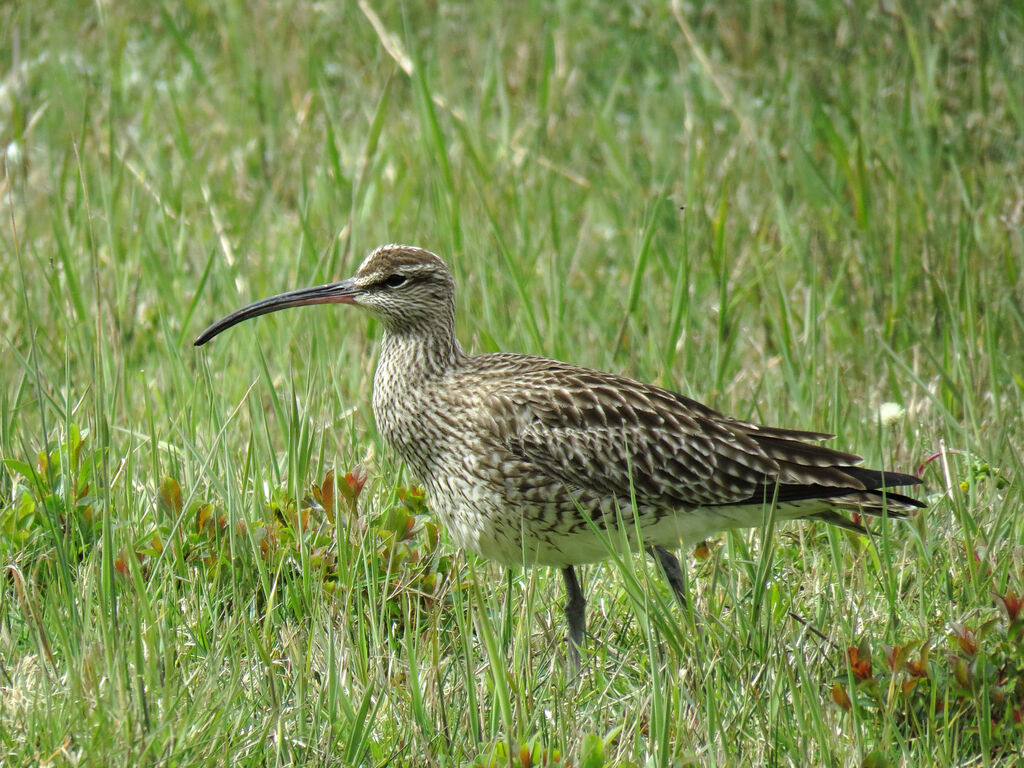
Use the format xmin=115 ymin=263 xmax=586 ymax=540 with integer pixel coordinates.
xmin=196 ymin=245 xmax=924 ymax=664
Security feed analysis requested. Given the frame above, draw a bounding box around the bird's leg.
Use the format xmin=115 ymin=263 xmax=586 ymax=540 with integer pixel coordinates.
xmin=561 ymin=566 xmax=586 ymax=669
xmin=649 ymin=545 xmax=688 ymax=606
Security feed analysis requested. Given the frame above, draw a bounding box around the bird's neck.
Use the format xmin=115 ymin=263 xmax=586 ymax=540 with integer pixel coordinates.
xmin=378 ymin=316 xmax=466 ymax=381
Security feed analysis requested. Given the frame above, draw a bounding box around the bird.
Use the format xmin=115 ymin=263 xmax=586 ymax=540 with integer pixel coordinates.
xmin=195 ymin=244 xmax=925 ymax=666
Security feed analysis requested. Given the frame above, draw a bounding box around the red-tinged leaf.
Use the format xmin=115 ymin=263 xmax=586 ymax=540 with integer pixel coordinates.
xmin=424 ymin=520 xmax=439 ymax=550
xmin=832 ymin=682 xmax=852 ymax=711
xmin=901 ymin=678 xmax=918 ymax=695
xmin=848 ymin=645 xmax=873 ymax=680
xmin=520 ymin=744 xmax=532 ymax=768
xmin=160 ymin=476 xmax=182 ymax=514
xmin=907 ymin=647 xmax=930 ymax=678
xmin=114 ymin=556 xmax=129 ymax=578
xmin=953 ymin=657 xmax=971 ymax=688
xmin=284 ymin=506 xmax=310 ymax=532
xmin=398 ymin=485 xmax=427 ymax=514
xmin=994 ymin=591 xmax=1023 ymax=623
xmin=883 ymin=644 xmax=911 ymax=672
xmin=858 ymin=636 xmax=872 ymax=661
xmin=321 ymin=471 xmax=335 ymax=522
xmin=345 ymin=464 xmax=367 ymax=500
xmin=197 ymin=504 xmax=213 ymax=532
xmin=950 ymin=623 xmax=977 ymax=656
xmin=693 ymin=541 xmax=711 ymax=560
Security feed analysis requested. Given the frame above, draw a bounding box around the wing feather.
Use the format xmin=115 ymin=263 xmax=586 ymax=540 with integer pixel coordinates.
xmin=456 ymin=353 xmax=921 ymax=513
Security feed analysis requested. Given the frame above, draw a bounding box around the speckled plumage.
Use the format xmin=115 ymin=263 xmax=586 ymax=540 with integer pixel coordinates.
xmin=196 ymin=244 xmax=925 ymax=663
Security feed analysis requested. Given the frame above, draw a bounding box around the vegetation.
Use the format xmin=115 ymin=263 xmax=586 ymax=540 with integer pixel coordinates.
xmin=2 ymin=1 xmax=1022 ymax=765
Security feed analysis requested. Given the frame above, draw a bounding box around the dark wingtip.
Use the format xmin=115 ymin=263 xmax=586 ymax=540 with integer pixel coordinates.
xmin=843 ymin=466 xmax=924 ymax=490
xmin=876 ymin=489 xmax=927 ymax=510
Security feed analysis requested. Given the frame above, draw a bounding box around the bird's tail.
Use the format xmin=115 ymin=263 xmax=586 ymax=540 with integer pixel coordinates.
xmin=761 ymin=466 xmax=926 ymax=533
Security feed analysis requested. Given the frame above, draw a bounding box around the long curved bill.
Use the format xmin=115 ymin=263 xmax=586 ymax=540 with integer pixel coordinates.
xmin=194 ymin=279 xmax=359 ymax=346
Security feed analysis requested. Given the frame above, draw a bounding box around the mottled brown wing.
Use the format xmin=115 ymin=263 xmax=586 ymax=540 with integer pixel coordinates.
xmin=474 ymin=355 xmax=866 ymax=508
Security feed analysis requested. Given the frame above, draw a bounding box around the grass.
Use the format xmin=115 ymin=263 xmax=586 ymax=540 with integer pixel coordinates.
xmin=2 ymin=0 xmax=1023 ymax=765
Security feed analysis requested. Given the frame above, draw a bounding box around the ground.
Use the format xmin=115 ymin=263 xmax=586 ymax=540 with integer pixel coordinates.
xmin=1 ymin=1 xmax=1023 ymax=765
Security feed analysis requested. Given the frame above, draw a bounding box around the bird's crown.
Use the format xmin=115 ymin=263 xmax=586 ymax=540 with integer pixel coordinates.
xmin=354 ymin=244 xmax=450 ymax=288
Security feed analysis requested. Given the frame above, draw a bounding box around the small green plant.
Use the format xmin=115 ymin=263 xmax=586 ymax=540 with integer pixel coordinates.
xmin=2 ymin=423 xmax=102 ymax=560
xmin=142 ymin=467 xmax=453 ymax=624
xmin=3 ymin=431 xmax=453 ymax=632
xmin=471 ymin=735 xmax=566 ymax=768
xmin=831 ymin=590 xmax=1024 ymax=757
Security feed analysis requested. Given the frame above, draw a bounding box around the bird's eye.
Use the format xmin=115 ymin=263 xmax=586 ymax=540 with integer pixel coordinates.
xmin=382 ymin=274 xmax=407 ymax=288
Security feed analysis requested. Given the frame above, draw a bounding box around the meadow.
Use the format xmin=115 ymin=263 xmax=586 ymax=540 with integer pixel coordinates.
xmin=2 ymin=1 xmax=1023 ymax=765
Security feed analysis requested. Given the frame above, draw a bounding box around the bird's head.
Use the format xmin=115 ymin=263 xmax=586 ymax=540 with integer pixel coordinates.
xmin=194 ymin=245 xmax=456 ymax=346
